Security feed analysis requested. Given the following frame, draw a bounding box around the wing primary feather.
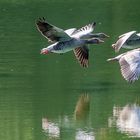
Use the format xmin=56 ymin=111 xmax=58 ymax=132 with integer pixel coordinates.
xmin=73 ymin=46 xmax=89 ymax=68
xmin=36 ymin=17 xmax=71 ymax=42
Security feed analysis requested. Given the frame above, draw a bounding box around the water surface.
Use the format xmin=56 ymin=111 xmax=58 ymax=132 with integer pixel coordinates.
xmin=0 ymin=0 xmax=140 ymax=139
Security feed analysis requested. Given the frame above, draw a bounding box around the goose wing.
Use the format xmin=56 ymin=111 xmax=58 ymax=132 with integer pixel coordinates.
xmin=136 ymin=33 xmax=140 ymax=37
xmin=118 ymin=31 xmax=136 ymax=38
xmin=112 ymin=31 xmax=136 ymax=52
xmin=73 ymin=45 xmax=89 ymax=68
xmin=36 ymin=17 xmax=71 ymax=43
xmin=64 ymin=28 xmax=77 ymax=36
xmin=126 ymin=32 xmax=140 ymax=43
xmin=71 ymin=22 xmax=96 ymax=39
xmin=119 ymin=49 xmax=140 ymax=83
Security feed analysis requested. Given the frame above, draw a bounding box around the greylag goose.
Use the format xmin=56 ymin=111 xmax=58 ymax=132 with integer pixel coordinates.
xmin=112 ymin=31 xmax=140 ymax=52
xmin=36 ymin=17 xmax=107 ymax=67
xmin=107 ymin=48 xmax=140 ymax=83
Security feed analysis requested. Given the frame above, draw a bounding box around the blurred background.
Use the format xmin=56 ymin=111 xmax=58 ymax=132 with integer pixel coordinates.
xmin=0 ymin=0 xmax=140 ymax=139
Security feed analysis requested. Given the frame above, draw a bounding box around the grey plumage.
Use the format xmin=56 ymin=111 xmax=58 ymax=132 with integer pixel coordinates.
xmin=36 ymin=17 xmax=107 ymax=67
xmin=107 ymin=48 xmax=140 ymax=83
xmin=112 ymin=31 xmax=140 ymax=52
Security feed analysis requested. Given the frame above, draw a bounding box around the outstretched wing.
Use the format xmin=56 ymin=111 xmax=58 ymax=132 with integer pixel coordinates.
xmin=126 ymin=32 xmax=140 ymax=45
xmin=119 ymin=49 xmax=140 ymax=83
xmin=118 ymin=31 xmax=136 ymax=39
xmin=36 ymin=17 xmax=71 ymax=43
xmin=112 ymin=31 xmax=136 ymax=52
xmin=64 ymin=28 xmax=77 ymax=36
xmin=71 ymin=22 xmax=96 ymax=39
xmin=73 ymin=45 xmax=89 ymax=68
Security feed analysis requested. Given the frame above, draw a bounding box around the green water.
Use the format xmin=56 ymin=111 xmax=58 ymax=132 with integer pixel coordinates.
xmin=0 ymin=0 xmax=140 ymax=139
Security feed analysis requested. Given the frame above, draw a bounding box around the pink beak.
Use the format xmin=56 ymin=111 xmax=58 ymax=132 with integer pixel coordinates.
xmin=40 ymin=49 xmax=49 ymax=54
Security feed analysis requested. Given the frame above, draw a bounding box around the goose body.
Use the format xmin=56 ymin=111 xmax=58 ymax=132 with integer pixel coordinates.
xmin=112 ymin=31 xmax=140 ymax=52
xmin=107 ymin=48 xmax=140 ymax=83
xmin=36 ymin=17 xmax=108 ymax=67
xmin=41 ymin=38 xmax=102 ymax=54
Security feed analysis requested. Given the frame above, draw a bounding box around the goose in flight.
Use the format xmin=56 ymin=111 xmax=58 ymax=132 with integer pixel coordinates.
xmin=107 ymin=48 xmax=140 ymax=83
xmin=36 ymin=17 xmax=108 ymax=67
xmin=112 ymin=31 xmax=140 ymax=52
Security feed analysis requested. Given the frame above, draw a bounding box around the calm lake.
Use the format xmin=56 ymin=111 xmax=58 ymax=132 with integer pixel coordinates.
xmin=0 ymin=0 xmax=140 ymax=139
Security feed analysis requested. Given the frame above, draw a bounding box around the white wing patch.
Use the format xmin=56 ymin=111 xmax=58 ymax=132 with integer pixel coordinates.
xmin=136 ymin=33 xmax=140 ymax=37
xmin=65 ymin=28 xmax=77 ymax=36
xmin=71 ymin=22 xmax=96 ymax=39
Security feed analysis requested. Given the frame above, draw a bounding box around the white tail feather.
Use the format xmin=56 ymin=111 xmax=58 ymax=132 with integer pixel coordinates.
xmin=107 ymin=58 xmax=117 ymax=61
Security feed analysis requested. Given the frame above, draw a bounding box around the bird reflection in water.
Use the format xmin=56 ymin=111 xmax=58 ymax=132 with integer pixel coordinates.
xmin=74 ymin=94 xmax=90 ymax=121
xmin=74 ymin=94 xmax=95 ymax=140
xmin=108 ymin=102 xmax=140 ymax=137
xmin=42 ymin=93 xmax=94 ymax=140
xmin=75 ymin=130 xmax=95 ymax=140
xmin=42 ymin=118 xmax=60 ymax=139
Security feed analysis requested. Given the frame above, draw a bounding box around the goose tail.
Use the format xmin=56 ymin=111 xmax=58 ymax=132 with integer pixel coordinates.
xmin=107 ymin=57 xmax=118 ymax=62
